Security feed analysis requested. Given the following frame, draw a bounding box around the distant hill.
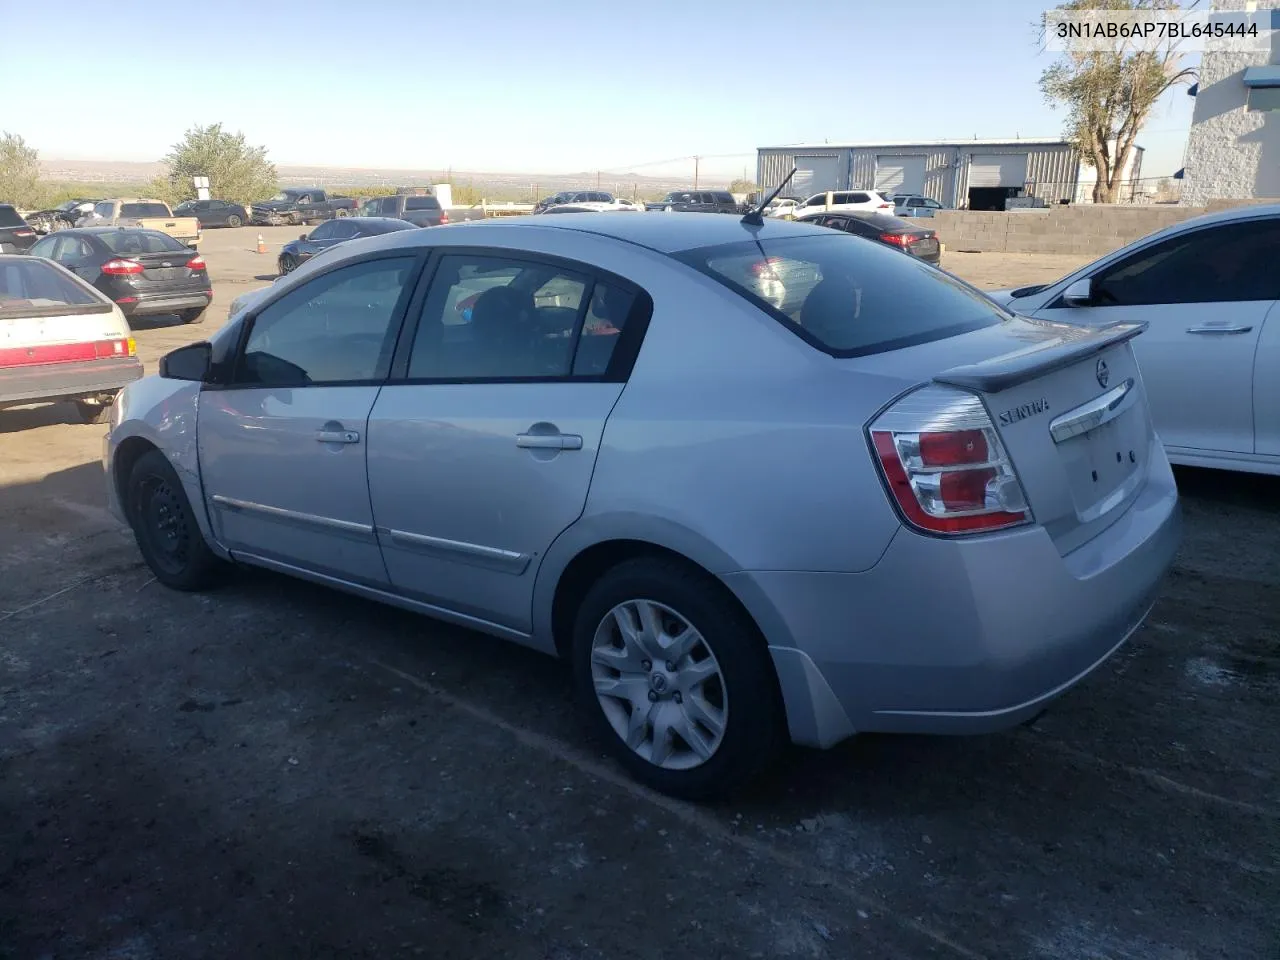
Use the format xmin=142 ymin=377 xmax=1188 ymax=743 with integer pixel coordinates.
xmin=39 ymin=158 xmax=727 ymax=197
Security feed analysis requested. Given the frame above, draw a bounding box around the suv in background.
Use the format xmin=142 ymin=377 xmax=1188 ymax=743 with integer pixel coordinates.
xmin=362 ymin=193 xmax=449 ymax=227
xmin=0 ymin=205 xmax=38 ymax=253
xmin=890 ymin=194 xmax=946 ymax=218
xmin=645 ymin=190 xmax=741 ymax=214
xmin=793 ymin=190 xmax=893 ymax=217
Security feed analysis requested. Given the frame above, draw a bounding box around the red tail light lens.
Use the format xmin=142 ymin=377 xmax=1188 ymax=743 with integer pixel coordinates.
xmin=869 ymin=385 xmax=1030 ymax=535
xmin=15 ymin=228 xmax=35 ymax=238
xmin=878 ymin=232 xmax=912 ymax=247
xmin=101 ymin=258 xmax=144 ymax=275
xmin=439 ymin=210 xmax=449 ymax=224
xmin=186 ymin=255 xmax=207 ymax=270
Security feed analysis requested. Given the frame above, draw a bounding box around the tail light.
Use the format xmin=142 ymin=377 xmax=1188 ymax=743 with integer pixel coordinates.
xmin=878 ymin=232 xmax=912 ymax=247
xmin=101 ymin=258 xmax=144 ymax=275
xmin=186 ymin=255 xmax=207 ymax=270
xmin=439 ymin=210 xmax=450 ymax=224
xmin=15 ymin=228 xmax=35 ymax=238
xmin=869 ymin=385 xmax=1030 ymax=535
xmin=877 ymin=203 xmax=892 ymax=210
xmin=93 ymin=337 xmax=137 ymax=358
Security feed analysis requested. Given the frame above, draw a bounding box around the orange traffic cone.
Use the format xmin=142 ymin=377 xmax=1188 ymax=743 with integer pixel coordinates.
xmin=256 ymin=233 xmax=267 ymax=254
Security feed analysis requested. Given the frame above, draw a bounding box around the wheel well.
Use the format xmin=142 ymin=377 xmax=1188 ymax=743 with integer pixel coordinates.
xmin=112 ymin=436 xmax=159 ymax=522
xmin=549 ymin=539 xmax=763 ymax=660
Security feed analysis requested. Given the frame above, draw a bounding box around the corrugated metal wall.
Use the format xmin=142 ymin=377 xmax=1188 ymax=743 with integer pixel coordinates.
xmin=758 ymin=143 xmax=1083 ymax=205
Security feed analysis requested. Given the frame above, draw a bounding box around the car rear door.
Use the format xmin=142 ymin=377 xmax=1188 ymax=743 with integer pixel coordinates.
xmin=1031 ymin=218 xmax=1280 ymax=457
xmin=365 ymin=251 xmax=650 ymax=633
xmin=198 ymin=253 xmax=422 ymax=586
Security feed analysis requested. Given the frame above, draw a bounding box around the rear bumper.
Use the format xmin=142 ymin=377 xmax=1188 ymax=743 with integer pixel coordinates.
xmin=123 ymin=291 xmax=212 ymax=317
xmin=0 ymin=357 xmax=144 ymax=406
xmin=725 ymin=443 xmax=1181 ymax=748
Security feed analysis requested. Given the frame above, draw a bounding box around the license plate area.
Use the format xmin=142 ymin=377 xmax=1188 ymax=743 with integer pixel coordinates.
xmin=1058 ymin=404 xmax=1148 ymax=522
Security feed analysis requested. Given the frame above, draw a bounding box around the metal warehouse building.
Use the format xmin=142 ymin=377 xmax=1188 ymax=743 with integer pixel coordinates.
xmin=756 ymin=139 xmax=1144 ymax=210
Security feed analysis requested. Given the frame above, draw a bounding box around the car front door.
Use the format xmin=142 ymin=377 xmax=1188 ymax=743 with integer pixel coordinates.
xmin=366 ymin=251 xmax=650 ymax=633
xmin=1033 ymin=218 xmax=1280 ymax=456
xmin=198 ymin=254 xmax=422 ymax=585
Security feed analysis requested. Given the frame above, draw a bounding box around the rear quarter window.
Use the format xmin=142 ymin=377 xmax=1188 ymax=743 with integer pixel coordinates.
xmin=677 ymin=234 xmax=1007 ymax=358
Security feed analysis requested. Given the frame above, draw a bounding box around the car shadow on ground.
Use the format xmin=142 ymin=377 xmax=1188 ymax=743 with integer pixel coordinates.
xmin=0 ymin=401 xmax=94 ymax=433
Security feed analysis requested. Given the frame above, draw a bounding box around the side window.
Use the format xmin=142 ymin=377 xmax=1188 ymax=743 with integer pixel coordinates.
xmin=573 ymin=282 xmax=636 ymax=376
xmin=908 ymin=198 xmax=925 ymax=208
xmin=28 ymin=236 xmax=57 ymax=259
xmin=51 ymin=236 xmax=90 ymax=263
xmin=309 ymin=221 xmax=337 ymax=240
xmin=850 ymin=193 xmax=870 ymax=204
xmin=926 ymin=199 xmax=943 ymax=209
xmin=329 ymin=221 xmax=359 ymax=240
xmin=1091 ymin=221 xmax=1280 ymax=307
xmin=408 ymin=254 xmax=587 ymax=379
xmin=235 ymin=257 xmax=416 ymax=386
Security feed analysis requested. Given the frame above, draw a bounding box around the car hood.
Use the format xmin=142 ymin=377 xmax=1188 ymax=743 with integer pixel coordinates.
xmin=254 ymin=200 xmax=295 ymax=209
xmin=985 ymin=288 xmax=1019 ymax=306
xmin=227 ymin=284 xmax=275 ymax=318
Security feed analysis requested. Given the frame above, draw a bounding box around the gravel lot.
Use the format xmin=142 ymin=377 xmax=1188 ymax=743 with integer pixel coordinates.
xmin=1 ymin=228 xmax=1277 ymax=960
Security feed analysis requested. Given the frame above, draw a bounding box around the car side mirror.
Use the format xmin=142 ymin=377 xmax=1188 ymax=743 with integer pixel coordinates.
xmin=1062 ymin=277 xmax=1093 ymax=306
xmin=300 ymin=232 xmax=309 ymax=240
xmin=160 ymin=342 xmax=212 ymax=382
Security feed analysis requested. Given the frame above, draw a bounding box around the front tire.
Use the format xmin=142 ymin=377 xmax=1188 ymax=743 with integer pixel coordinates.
xmin=227 ymin=214 xmax=242 ymax=228
xmin=126 ymin=450 xmax=224 ymax=591
xmin=278 ymin=253 xmax=297 ymax=276
xmin=571 ymin=557 xmax=783 ymax=801
xmin=180 ymin=307 xmax=207 ymax=324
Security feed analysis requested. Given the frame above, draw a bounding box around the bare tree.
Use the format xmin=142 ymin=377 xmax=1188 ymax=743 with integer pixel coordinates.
xmin=1039 ymin=0 xmax=1195 ymax=203
xmin=0 ymin=132 xmax=42 ymax=208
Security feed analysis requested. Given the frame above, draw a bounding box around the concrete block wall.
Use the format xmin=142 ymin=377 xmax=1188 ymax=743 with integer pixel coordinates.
xmin=933 ymin=199 xmax=1277 ymax=256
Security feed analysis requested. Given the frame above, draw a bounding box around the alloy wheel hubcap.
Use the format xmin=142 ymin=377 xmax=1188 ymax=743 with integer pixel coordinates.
xmin=590 ymin=599 xmax=728 ymax=770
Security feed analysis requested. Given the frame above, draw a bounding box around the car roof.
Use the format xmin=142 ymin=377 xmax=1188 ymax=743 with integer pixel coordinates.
xmin=1163 ymin=202 xmax=1280 ymax=231
xmin=493 ymin=211 xmax=833 ymax=253
xmin=56 ymin=226 xmax=171 ymax=236
xmin=348 ymin=217 xmax=416 ymax=228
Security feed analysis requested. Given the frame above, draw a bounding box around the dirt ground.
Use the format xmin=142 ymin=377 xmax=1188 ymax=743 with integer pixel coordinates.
xmin=1 ymin=229 xmax=1277 ymax=960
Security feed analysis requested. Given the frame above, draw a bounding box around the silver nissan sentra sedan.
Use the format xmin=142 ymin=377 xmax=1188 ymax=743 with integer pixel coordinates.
xmin=103 ymin=212 xmax=1180 ymax=799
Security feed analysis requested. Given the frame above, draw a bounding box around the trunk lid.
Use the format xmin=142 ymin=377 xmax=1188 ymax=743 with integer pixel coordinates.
xmin=847 ymin=315 xmax=1154 ymax=554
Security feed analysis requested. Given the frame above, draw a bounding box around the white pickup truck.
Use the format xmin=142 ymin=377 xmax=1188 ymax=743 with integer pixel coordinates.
xmin=77 ymin=199 xmax=201 ymax=247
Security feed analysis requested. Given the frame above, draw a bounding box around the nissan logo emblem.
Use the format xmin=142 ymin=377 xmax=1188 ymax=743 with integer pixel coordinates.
xmin=1096 ymin=358 xmax=1110 ymax=389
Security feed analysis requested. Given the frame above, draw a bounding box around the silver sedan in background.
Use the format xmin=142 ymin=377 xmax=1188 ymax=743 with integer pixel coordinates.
xmin=103 ymin=213 xmax=1180 ymax=799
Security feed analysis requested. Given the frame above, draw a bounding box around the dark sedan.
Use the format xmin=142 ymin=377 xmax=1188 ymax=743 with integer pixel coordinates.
xmin=0 ymin=205 xmax=39 ymax=253
xmin=278 ymin=216 xmax=416 ymax=275
xmin=796 ymin=211 xmax=941 ymax=265
xmin=173 ymin=199 xmax=249 ymax=228
xmin=27 ymin=227 xmax=213 ymax=323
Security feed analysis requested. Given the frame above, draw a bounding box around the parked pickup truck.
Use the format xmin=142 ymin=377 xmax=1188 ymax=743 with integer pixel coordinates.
xmin=76 ymin=199 xmax=201 ymax=247
xmin=251 ymin=188 xmax=357 ymax=226
xmin=358 ymin=193 xmax=489 ymax=226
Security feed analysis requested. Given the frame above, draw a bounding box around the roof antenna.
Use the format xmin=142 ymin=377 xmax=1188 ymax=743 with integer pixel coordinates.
xmin=741 ymin=167 xmax=797 ymax=227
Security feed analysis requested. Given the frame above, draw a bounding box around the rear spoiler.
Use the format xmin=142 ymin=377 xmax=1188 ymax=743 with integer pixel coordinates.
xmin=934 ymin=320 xmax=1147 ymax=394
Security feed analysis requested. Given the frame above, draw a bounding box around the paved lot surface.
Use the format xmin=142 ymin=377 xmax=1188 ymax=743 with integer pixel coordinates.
xmin=1 ymin=228 xmax=1277 ymax=959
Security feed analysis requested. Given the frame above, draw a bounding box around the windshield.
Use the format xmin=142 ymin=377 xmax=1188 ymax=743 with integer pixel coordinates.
xmin=0 ymin=258 xmax=103 ymax=312
xmin=676 ymin=234 xmax=1007 ymax=357
xmin=100 ymin=230 xmax=189 ymax=254
xmin=269 ymin=192 xmax=291 ymax=202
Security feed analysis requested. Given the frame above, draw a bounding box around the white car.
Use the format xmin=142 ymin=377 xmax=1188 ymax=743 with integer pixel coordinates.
xmin=0 ymin=254 xmax=143 ymax=423
xmin=765 ymin=198 xmax=800 ymax=219
xmin=792 ymin=190 xmax=893 ymax=219
xmin=987 ymin=204 xmax=1280 ymax=476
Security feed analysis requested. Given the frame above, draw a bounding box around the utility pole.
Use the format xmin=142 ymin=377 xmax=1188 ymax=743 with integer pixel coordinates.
xmin=596 ymin=170 xmax=601 ymax=189
xmin=694 ymin=156 xmax=701 ymax=189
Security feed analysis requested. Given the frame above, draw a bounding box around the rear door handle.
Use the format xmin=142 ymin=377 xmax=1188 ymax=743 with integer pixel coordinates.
xmin=516 ymin=433 xmax=583 ymax=450
xmin=315 ymin=429 xmax=360 ymax=444
xmin=1187 ymin=325 xmax=1253 ymax=335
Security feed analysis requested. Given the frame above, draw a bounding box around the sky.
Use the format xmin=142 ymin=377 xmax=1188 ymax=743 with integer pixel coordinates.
xmin=1 ymin=0 xmax=1198 ymax=181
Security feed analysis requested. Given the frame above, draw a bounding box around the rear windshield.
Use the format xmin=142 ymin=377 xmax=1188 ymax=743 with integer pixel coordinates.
xmin=121 ymin=203 xmax=172 ymax=218
xmin=404 ymin=196 xmax=440 ymax=210
xmin=100 ymin=230 xmax=188 ymax=254
xmin=676 ymin=234 xmax=1006 ymax=357
xmin=0 ymin=258 xmax=103 ymax=312
xmin=0 ymin=206 xmax=25 ymax=227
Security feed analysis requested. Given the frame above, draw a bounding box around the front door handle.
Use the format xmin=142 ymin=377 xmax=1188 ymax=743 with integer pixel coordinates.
xmin=315 ymin=428 xmax=360 ymax=444
xmin=516 ymin=432 xmax=583 ymax=451
xmin=1187 ymin=325 xmax=1253 ymax=335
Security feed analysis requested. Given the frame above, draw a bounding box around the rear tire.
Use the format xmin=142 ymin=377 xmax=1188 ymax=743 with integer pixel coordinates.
xmin=126 ymin=449 xmax=225 ymax=591
xmin=570 ymin=557 xmax=784 ymax=801
xmin=227 ymin=214 xmax=242 ymax=228
xmin=180 ymin=307 xmax=207 ymax=324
